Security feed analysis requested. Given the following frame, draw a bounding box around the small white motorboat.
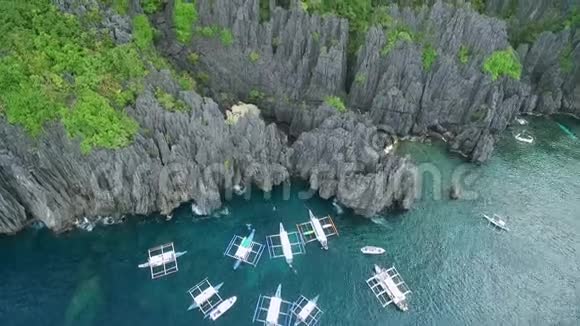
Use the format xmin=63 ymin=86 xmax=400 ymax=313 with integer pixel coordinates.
xmin=361 ymin=246 xmax=386 ymax=255
xmin=483 ymin=214 xmax=509 ymax=231
xmin=208 ymin=296 xmax=237 ymax=321
xmin=515 ymin=132 xmax=534 ymax=144
xmin=515 ymin=117 xmax=528 ymax=125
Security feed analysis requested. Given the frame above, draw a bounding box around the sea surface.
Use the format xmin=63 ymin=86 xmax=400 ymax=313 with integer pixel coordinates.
xmin=1 ymin=117 xmax=579 ymax=326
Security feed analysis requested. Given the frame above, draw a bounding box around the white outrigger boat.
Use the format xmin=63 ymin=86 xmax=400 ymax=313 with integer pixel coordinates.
xmin=366 ymin=264 xmax=411 ymax=312
xmin=483 ymin=214 xmax=509 ymax=231
xmin=515 ymin=132 xmax=534 ymax=144
xmin=187 ymin=279 xmax=224 ymax=312
xmin=252 ymin=284 xmax=292 ymax=325
xmin=361 ymin=246 xmax=386 ymax=255
xmin=138 ymin=242 xmax=186 ymax=279
xmin=224 ymin=228 xmax=265 ymax=270
xmin=138 ymin=250 xmax=187 ymax=269
xmin=290 ymin=295 xmax=323 ymax=326
xmin=296 ymin=210 xmax=339 ymax=250
xmin=208 ymin=296 xmax=237 ymax=321
xmin=266 ymin=223 xmax=306 ymax=268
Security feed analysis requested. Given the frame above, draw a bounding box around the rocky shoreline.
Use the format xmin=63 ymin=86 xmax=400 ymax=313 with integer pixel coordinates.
xmin=0 ymin=0 xmax=577 ymax=234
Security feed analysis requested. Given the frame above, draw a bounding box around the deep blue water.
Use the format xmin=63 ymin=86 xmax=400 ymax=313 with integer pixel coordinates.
xmin=1 ymin=117 xmax=579 ymax=326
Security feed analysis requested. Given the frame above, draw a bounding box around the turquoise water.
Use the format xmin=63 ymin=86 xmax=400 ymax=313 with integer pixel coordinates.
xmin=1 ymin=117 xmax=579 ymax=326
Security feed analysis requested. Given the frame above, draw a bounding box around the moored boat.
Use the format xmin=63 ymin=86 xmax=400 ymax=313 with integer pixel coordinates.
xmin=138 ymin=251 xmax=187 ymax=268
xmin=482 ymin=214 xmax=509 ymax=231
xmin=361 ymin=246 xmax=386 ymax=255
xmin=208 ymin=296 xmax=237 ymax=321
xmin=515 ymin=132 xmax=534 ymax=143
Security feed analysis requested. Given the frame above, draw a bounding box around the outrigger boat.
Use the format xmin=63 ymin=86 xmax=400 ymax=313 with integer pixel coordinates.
xmin=138 ymin=242 xmax=186 ymax=279
xmin=266 ymin=223 xmax=306 ymax=268
xmin=224 ymin=228 xmax=265 ymax=270
xmin=366 ymin=264 xmax=411 ymax=312
xmin=297 ymin=210 xmax=339 ymax=250
xmin=138 ymin=250 xmax=187 ymax=269
xmin=208 ymin=296 xmax=237 ymax=321
xmin=290 ymin=295 xmax=323 ymax=326
xmin=515 ymin=132 xmax=534 ymax=144
xmin=187 ymin=279 xmax=223 ymax=311
xmin=483 ymin=214 xmax=509 ymax=231
xmin=361 ymin=246 xmax=386 ymax=255
xmin=252 ymin=284 xmax=292 ymax=325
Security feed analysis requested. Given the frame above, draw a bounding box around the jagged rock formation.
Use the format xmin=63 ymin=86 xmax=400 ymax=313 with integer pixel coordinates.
xmin=0 ymin=0 xmax=576 ymax=233
xmin=0 ymin=70 xmax=291 ymax=233
xmin=152 ymin=0 xmax=577 ymax=163
xmin=291 ymin=109 xmax=416 ymax=215
xmin=0 ymin=70 xmax=417 ymax=233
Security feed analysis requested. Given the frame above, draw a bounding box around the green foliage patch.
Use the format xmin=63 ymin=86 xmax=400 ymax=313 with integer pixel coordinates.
xmin=422 ymin=44 xmax=437 ymax=71
xmin=249 ymin=89 xmax=265 ymax=102
xmin=0 ymin=0 xmax=148 ymax=152
xmin=381 ymin=27 xmax=414 ymax=56
xmin=173 ymin=0 xmax=198 ymax=43
xmin=559 ymin=44 xmax=574 ymax=73
xmin=100 ymin=0 xmax=129 ymax=15
xmin=141 ymin=0 xmax=163 ymax=14
xmin=132 ymin=15 xmax=154 ymax=49
xmin=63 ymin=90 xmax=139 ymax=153
xmin=301 ymin=0 xmax=395 ymax=56
xmin=324 ymin=96 xmax=347 ymax=113
xmin=249 ymin=51 xmax=261 ymax=63
xmin=458 ymin=45 xmax=470 ymax=64
xmin=155 ymin=88 xmax=189 ymax=112
xmin=482 ymin=49 xmax=522 ymax=81
xmin=220 ymin=29 xmax=234 ymax=46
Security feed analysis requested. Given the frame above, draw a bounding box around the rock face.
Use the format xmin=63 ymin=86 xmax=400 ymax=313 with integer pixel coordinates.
xmin=152 ymin=0 xmax=577 ymax=163
xmin=1 ymin=0 xmax=576 ymax=233
xmin=0 ymin=70 xmax=417 ymax=234
xmin=291 ymin=109 xmax=416 ymax=215
xmin=0 ymin=70 xmax=292 ymax=233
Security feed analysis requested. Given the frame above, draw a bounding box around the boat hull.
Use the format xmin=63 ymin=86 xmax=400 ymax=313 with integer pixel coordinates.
xmin=361 ymin=246 xmax=385 ymax=255
xmin=209 ymin=296 xmax=237 ymax=321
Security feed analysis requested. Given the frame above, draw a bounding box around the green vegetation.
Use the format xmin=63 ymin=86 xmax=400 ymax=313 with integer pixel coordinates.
xmin=173 ymin=0 xmax=198 ymax=43
xmin=381 ymin=27 xmax=414 ymax=56
xmin=354 ymin=73 xmax=366 ymax=85
xmin=132 ymin=15 xmax=154 ymax=49
xmin=196 ymin=25 xmax=234 ymax=46
xmin=249 ymin=89 xmax=265 ymax=102
xmin=563 ymin=6 xmax=580 ymax=29
xmin=324 ymin=96 xmax=347 ymax=113
xmin=559 ymin=44 xmax=574 ymax=73
xmin=249 ymin=51 xmax=261 ymax=63
xmin=458 ymin=45 xmax=470 ymax=64
xmin=510 ymin=6 xmax=579 ymax=46
xmin=220 ymin=29 xmax=234 ymax=46
xmin=259 ymin=0 xmax=271 ymax=23
xmin=178 ymin=73 xmax=196 ymax=90
xmin=100 ymin=0 xmax=129 ymax=15
xmin=301 ymin=1 xmax=398 ymax=56
xmin=471 ymin=0 xmax=487 ymax=13
xmin=141 ymin=0 xmax=163 ymax=14
xmin=422 ymin=44 xmax=437 ymax=71
xmin=188 ymin=52 xmax=200 ymax=65
xmin=62 ymin=90 xmax=139 ymax=153
xmin=155 ymin=88 xmax=189 ymax=112
xmin=198 ymin=26 xmax=217 ymax=38
xmin=312 ymin=32 xmax=320 ymax=42
xmin=196 ymin=72 xmax=210 ymax=86
xmin=482 ymin=49 xmax=522 ymax=81
xmin=0 ymin=0 xmax=147 ymax=152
